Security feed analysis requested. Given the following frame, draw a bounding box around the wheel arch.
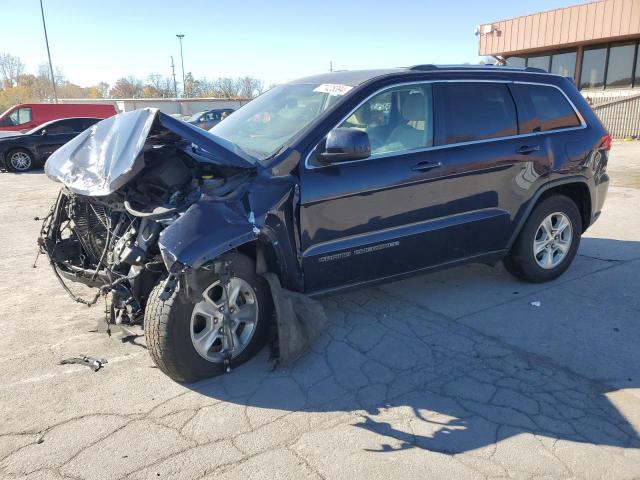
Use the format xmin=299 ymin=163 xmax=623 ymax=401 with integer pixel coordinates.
xmin=508 ymin=176 xmax=593 ymax=249
xmin=538 ymin=182 xmax=591 ymax=233
xmin=236 ymin=232 xmax=303 ymax=292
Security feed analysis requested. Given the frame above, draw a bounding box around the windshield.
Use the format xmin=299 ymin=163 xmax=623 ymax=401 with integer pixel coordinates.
xmin=209 ymin=83 xmax=349 ymax=159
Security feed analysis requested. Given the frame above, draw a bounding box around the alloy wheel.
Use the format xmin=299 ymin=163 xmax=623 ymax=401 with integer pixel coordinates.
xmin=190 ymin=277 xmax=259 ymax=362
xmin=533 ymin=212 xmax=573 ymax=269
xmin=9 ymin=151 xmax=32 ymax=171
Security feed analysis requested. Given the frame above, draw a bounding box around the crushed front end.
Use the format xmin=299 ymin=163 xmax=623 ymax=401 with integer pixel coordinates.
xmin=39 ymin=108 xmax=257 ymax=326
xmin=38 ymin=108 xmax=324 ymax=381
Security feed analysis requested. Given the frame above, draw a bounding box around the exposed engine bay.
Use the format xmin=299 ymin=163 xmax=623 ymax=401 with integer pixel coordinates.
xmin=41 ymin=139 xmax=251 ymax=325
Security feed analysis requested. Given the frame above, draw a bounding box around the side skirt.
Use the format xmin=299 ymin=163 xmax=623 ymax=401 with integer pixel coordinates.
xmin=307 ymin=249 xmax=508 ymax=298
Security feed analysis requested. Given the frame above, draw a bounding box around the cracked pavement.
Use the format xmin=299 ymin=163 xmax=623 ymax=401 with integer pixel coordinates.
xmin=1 ymin=143 xmax=639 ymax=480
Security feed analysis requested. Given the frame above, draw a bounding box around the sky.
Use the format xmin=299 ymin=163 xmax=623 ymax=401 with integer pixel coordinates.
xmin=1 ymin=0 xmax=590 ymax=88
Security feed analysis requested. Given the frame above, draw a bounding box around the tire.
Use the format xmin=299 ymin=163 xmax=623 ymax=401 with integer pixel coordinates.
xmin=144 ymin=253 xmax=273 ymax=383
xmin=5 ymin=148 xmax=34 ymax=172
xmin=503 ymin=194 xmax=582 ymax=283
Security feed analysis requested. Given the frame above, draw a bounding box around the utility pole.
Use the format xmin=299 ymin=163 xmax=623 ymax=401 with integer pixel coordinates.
xmin=170 ymin=56 xmax=178 ymax=98
xmin=39 ymin=0 xmax=58 ymax=103
xmin=329 ymin=60 xmax=333 ymax=72
xmin=176 ymin=34 xmax=186 ymax=97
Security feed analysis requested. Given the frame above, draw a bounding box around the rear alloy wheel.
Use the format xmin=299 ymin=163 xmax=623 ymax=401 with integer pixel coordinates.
xmin=532 ymin=212 xmax=573 ymax=270
xmin=144 ymin=253 xmax=272 ymax=383
xmin=504 ymin=195 xmax=581 ymax=283
xmin=6 ymin=149 xmax=34 ymax=172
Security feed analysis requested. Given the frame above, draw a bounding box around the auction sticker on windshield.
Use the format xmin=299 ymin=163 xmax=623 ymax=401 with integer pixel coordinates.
xmin=313 ymin=84 xmax=353 ymax=96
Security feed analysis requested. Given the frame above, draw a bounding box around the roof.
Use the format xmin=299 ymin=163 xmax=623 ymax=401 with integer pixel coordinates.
xmin=287 ymin=65 xmax=558 ymax=88
xmin=290 ymin=69 xmax=404 ymax=86
xmin=478 ymin=0 xmax=640 ymax=56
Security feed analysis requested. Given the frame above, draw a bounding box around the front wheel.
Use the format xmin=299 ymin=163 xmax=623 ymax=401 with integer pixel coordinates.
xmin=144 ymin=253 xmax=273 ymax=383
xmin=503 ymin=194 xmax=582 ymax=283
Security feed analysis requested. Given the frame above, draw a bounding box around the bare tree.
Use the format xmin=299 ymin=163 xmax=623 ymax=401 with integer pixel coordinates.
xmin=109 ymin=77 xmax=144 ymax=98
xmin=215 ymin=77 xmax=240 ymax=98
xmin=38 ymin=64 xmax=65 ymax=88
xmin=237 ymin=76 xmax=263 ymax=99
xmin=0 ymin=51 xmax=267 ymax=105
xmin=96 ymin=81 xmax=110 ymax=98
xmin=0 ymin=53 xmax=25 ymax=88
xmin=147 ymin=73 xmax=173 ymax=97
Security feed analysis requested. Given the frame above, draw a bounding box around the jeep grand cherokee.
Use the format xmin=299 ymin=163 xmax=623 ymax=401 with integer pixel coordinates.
xmin=41 ymin=65 xmax=610 ymax=382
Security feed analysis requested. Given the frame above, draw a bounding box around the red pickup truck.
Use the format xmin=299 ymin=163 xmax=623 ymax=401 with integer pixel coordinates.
xmin=0 ymin=103 xmax=117 ymax=133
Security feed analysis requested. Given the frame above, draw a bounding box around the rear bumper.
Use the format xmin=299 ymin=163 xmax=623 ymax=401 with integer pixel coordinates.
xmin=590 ymin=172 xmax=609 ymax=227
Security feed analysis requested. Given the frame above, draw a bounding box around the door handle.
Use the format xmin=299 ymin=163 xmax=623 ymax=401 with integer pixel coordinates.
xmin=516 ymin=145 xmax=541 ymax=155
xmin=411 ymin=160 xmax=442 ymax=172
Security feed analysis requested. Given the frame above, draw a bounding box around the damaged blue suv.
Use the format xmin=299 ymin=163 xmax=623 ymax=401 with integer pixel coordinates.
xmin=41 ymin=65 xmax=610 ymax=382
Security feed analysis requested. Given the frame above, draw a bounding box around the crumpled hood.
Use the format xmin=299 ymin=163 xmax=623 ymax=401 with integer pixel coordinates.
xmin=44 ymin=108 xmax=255 ymax=196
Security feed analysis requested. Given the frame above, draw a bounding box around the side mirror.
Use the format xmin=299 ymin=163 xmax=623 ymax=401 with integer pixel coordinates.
xmin=318 ymin=128 xmax=371 ymax=163
xmin=40 ymin=129 xmax=47 ymax=136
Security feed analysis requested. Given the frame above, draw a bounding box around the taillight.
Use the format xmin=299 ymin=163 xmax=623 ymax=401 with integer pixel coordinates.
xmin=600 ymin=133 xmax=612 ymax=151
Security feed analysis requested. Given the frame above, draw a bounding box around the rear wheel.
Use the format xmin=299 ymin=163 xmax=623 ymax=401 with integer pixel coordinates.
xmin=503 ymin=195 xmax=582 ymax=283
xmin=144 ymin=253 xmax=273 ymax=383
xmin=6 ymin=149 xmax=34 ymax=172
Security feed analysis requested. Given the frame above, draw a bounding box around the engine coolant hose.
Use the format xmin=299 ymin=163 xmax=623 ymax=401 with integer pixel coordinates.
xmin=123 ymin=199 xmax=179 ymax=220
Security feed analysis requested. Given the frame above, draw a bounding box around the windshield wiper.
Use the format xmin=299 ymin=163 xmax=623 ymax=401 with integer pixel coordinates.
xmin=261 ymin=146 xmax=285 ymax=163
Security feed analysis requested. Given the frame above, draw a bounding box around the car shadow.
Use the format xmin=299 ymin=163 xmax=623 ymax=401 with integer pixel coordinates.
xmin=184 ymin=237 xmax=640 ymax=455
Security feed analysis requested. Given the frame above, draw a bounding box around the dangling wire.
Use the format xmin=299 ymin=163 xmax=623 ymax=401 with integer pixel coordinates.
xmin=104 ymin=295 xmax=111 ymax=337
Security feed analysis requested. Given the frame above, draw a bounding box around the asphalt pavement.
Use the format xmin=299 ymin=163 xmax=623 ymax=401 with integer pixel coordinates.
xmin=0 ymin=143 xmax=639 ymax=480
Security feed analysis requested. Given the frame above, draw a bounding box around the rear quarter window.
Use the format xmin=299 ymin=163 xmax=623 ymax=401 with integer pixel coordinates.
xmin=433 ymin=82 xmax=518 ymax=145
xmin=514 ymin=84 xmax=581 ymax=132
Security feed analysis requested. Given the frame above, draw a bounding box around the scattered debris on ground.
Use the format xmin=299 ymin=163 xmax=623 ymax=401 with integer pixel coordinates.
xmin=59 ymin=355 xmax=108 ymax=372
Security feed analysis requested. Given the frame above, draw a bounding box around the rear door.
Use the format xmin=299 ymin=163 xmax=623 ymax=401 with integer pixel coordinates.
xmin=427 ymin=81 xmax=551 ymax=260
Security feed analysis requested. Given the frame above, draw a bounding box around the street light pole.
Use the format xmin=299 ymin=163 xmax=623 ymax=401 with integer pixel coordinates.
xmin=176 ymin=34 xmax=185 ymax=97
xmin=39 ymin=0 xmax=58 ymax=103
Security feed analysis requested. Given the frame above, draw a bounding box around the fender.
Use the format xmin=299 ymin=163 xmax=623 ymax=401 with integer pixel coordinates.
xmin=506 ymin=175 xmax=591 ymax=249
xmin=158 ymin=199 xmax=258 ymax=271
xmin=158 ymin=172 xmax=304 ymax=291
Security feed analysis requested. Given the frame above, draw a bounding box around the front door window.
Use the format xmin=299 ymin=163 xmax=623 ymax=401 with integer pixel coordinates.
xmin=338 ymin=84 xmax=433 ymax=156
xmin=8 ymin=108 xmax=32 ymax=126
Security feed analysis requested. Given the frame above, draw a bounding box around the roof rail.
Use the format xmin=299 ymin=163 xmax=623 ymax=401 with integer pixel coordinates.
xmin=408 ymin=64 xmax=546 ymax=74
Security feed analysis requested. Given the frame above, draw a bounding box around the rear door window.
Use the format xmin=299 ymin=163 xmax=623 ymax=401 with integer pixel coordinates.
xmin=433 ymin=82 xmax=518 ymax=145
xmin=513 ymin=84 xmax=581 ymax=132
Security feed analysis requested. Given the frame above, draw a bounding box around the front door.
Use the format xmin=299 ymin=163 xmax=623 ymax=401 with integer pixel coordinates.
xmin=300 ymin=82 xmax=454 ymax=293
